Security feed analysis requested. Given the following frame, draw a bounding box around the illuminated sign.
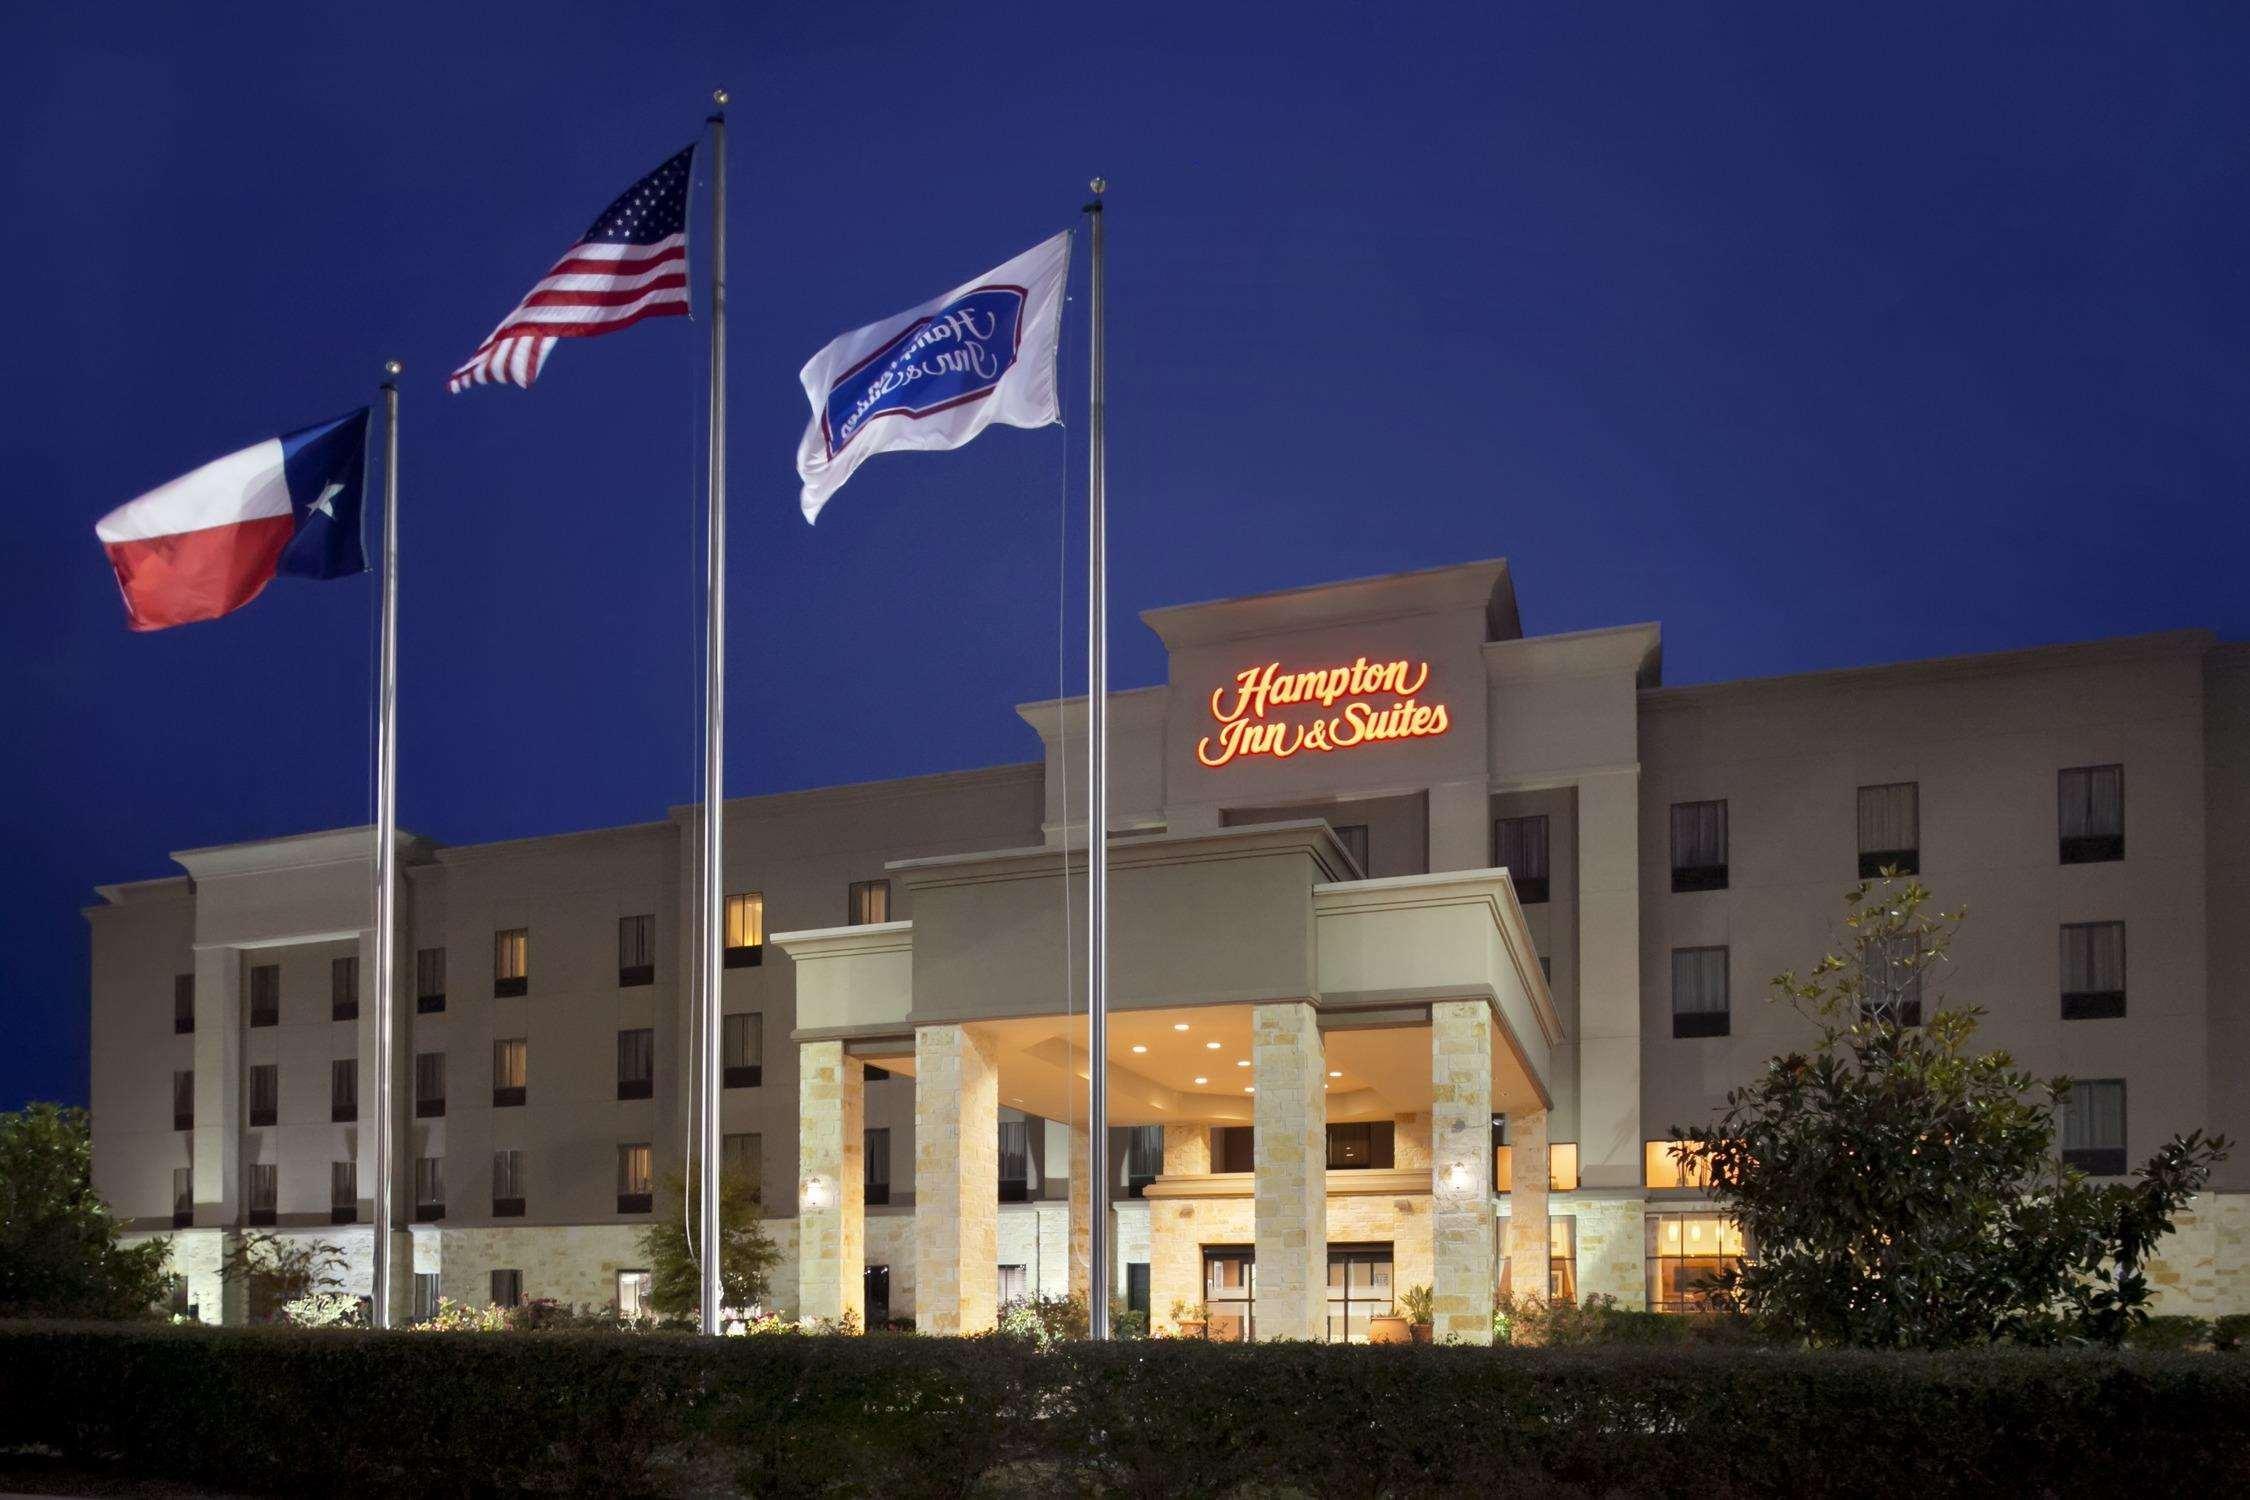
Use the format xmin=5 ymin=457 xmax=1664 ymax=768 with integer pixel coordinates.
xmin=1196 ymin=656 xmax=1450 ymax=768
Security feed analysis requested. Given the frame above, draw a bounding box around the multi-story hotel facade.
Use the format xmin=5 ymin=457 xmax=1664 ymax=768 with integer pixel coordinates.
xmin=86 ymin=559 xmax=2250 ymax=1339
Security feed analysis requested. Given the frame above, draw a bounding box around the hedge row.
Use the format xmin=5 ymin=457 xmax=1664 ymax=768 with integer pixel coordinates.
xmin=2 ymin=1320 xmax=2247 ymax=1497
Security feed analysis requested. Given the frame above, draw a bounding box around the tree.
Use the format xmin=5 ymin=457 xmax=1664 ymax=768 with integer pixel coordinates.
xmin=0 ymin=1103 xmax=172 ymax=1319
xmin=1671 ymin=878 xmax=2228 ymax=1349
xmin=636 ymin=1166 xmax=778 ymax=1321
xmin=220 ymin=1231 xmax=349 ymax=1324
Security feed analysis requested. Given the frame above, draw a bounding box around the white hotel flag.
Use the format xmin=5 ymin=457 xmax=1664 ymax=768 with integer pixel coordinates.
xmin=795 ymin=230 xmax=1071 ymax=523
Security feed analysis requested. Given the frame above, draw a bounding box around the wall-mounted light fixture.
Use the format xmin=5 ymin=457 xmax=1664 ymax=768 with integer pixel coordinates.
xmin=802 ymin=1175 xmax=831 ymax=1210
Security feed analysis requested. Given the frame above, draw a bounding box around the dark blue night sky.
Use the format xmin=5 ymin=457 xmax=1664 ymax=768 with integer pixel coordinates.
xmin=5 ymin=3 xmax=2244 ymax=1110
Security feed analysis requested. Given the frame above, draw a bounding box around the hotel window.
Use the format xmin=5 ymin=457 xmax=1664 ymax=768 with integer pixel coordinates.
xmin=415 ymin=1051 xmax=445 ymax=1118
xmin=415 ymin=947 xmax=446 ymax=1013
xmin=1494 ymin=814 xmax=1550 ymax=905
xmin=1204 ymin=1249 xmax=1256 ymax=1341
xmin=2062 ymin=1080 xmax=2128 ymax=1176
xmin=414 ymin=1156 xmax=444 ymax=1221
xmin=1214 ymin=1125 xmax=1256 ymax=1174
xmin=1857 ymin=782 xmax=1920 ymax=877
xmin=1644 ymin=1139 xmax=1715 ymax=1190
xmin=331 ymin=1160 xmax=356 ymax=1224
xmin=172 ymin=1070 xmax=193 ymax=1131
xmin=492 ymin=1038 xmax=527 ymax=1107
xmin=1493 ymin=1137 xmax=1581 ymax=1193
xmin=865 ymin=1265 xmax=892 ymax=1326
xmin=246 ymin=1163 xmax=277 ymax=1227
xmin=1646 ymin=1213 xmax=1746 ymax=1312
xmin=617 ymin=914 xmax=655 ymax=987
xmin=1859 ymin=936 xmax=1924 ymax=1028
xmin=330 ymin=1058 xmax=357 ymax=1122
xmin=412 ymin=1272 xmax=440 ymax=1323
xmin=722 ymin=1012 xmax=762 ymax=1087
xmin=617 ymin=1028 xmax=655 ymax=1100
xmin=1670 ymin=946 xmax=1730 ymax=1038
xmin=492 ymin=1149 xmax=525 ymax=1217
xmin=998 ymin=1264 xmax=1029 ymax=1306
xmin=493 ymin=927 xmax=528 ymax=997
xmin=725 ymin=892 xmax=765 ymax=967
xmin=1325 ymin=1246 xmax=1395 ymax=1343
xmin=1126 ymin=1263 xmax=1151 ymax=1325
xmin=617 ymin=1143 xmax=653 ymax=1214
xmin=1115 ymin=1123 xmax=1163 ymax=1197
xmin=723 ymin=1132 xmax=762 ymax=1200
xmin=491 ymin=1269 xmax=523 ymax=1309
xmin=617 ymin=1269 xmax=654 ymax=1319
xmin=1669 ymin=800 xmax=1729 ymax=892
xmin=2058 ymin=765 xmax=2124 ymax=864
xmin=847 ymin=879 xmax=891 ymax=925
xmin=174 ymin=974 xmax=195 ymax=1034
xmin=1500 ymin=1215 xmax=1578 ymax=1303
xmin=864 ymin=1127 xmax=891 ymax=1205
xmin=1333 ymin=822 xmax=1371 ymax=876
xmin=172 ymin=1166 xmax=193 ymax=1228
xmin=2061 ymin=922 xmax=2127 ymax=1020
xmin=249 ymin=1064 xmax=278 ymax=1127
xmin=999 ymin=1121 xmax=1033 ymax=1203
xmin=249 ymin=963 xmax=281 ymax=1026
xmin=331 ymin=955 xmax=359 ymax=1021
xmin=1326 ymin=1121 xmax=1396 ymax=1170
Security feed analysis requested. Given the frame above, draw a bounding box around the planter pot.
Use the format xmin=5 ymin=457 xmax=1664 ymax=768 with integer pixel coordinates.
xmin=1409 ymin=1323 xmax=1433 ymax=1344
xmin=1175 ymin=1320 xmax=1208 ymax=1340
xmin=1367 ymin=1314 xmax=1412 ymax=1345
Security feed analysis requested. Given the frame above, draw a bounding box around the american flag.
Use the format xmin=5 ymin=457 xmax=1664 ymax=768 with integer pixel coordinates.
xmin=449 ymin=143 xmax=698 ymax=393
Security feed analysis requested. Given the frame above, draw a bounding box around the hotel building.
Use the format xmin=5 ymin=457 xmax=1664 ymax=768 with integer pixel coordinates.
xmin=86 ymin=559 xmax=2250 ymax=1339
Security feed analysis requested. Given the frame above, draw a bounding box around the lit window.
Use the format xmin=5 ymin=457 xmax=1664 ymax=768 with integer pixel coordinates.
xmin=2058 ymin=765 xmax=2124 ymax=864
xmin=1645 ymin=1212 xmax=1746 ymax=1312
xmin=493 ymin=928 xmax=529 ymax=997
xmin=2060 ymin=922 xmax=2126 ymax=1020
xmin=617 ymin=914 xmax=655 ymax=987
xmin=1643 ymin=1139 xmax=1714 ymax=1190
xmin=1493 ymin=1138 xmax=1580 ymax=1193
xmin=617 ymin=1143 xmax=653 ymax=1213
xmin=848 ymin=880 xmax=891 ymax=925
xmin=1669 ymin=800 xmax=1728 ymax=892
xmin=617 ymin=1269 xmax=654 ymax=1319
xmin=725 ymin=893 xmax=765 ymax=967
xmin=1494 ymin=814 xmax=1550 ymax=904
xmin=1856 ymin=782 xmax=1920 ymax=877
xmin=1500 ymin=1214 xmax=1577 ymax=1303
xmin=1670 ymin=947 xmax=1729 ymax=1038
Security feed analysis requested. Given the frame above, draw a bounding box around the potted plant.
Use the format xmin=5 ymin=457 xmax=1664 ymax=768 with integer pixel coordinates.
xmin=1169 ymin=1297 xmax=1209 ymax=1339
xmin=1397 ymin=1283 xmax=1436 ymax=1343
xmin=1367 ymin=1307 xmax=1412 ymax=1344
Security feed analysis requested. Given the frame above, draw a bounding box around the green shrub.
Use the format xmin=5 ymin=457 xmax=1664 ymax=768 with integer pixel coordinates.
xmin=2216 ymin=1314 xmax=2250 ymax=1353
xmin=997 ymin=1292 xmax=1088 ymax=1348
xmin=2125 ymin=1315 xmax=2214 ymax=1351
xmin=2 ymin=1322 xmax=2247 ymax=1496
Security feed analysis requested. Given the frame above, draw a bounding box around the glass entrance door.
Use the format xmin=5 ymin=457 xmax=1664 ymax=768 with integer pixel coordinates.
xmin=1325 ymin=1245 xmax=1393 ymax=1342
xmin=1203 ymin=1249 xmax=1255 ymax=1341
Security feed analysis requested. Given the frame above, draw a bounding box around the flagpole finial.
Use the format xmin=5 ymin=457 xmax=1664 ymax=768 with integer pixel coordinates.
xmin=712 ymin=87 xmax=729 ymax=107
xmin=383 ymin=359 xmax=403 ymax=378
xmin=1089 ymin=176 xmax=1106 ymax=196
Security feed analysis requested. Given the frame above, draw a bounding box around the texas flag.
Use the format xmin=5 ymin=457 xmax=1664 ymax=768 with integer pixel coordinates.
xmin=95 ymin=409 xmax=371 ymax=631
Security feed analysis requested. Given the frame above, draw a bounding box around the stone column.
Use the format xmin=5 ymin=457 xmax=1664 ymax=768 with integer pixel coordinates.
xmin=1067 ymin=1122 xmax=1093 ymax=1303
xmin=914 ymin=1024 xmax=998 ymax=1334
xmin=1576 ymin=767 xmax=1642 ymax=1189
xmin=1252 ymin=1002 xmax=1326 ymax=1342
xmin=1505 ymin=1107 xmax=1551 ymax=1303
xmin=1162 ymin=1123 xmax=1211 ymax=1176
xmin=797 ymin=1041 xmax=865 ymax=1326
xmin=1430 ymin=999 xmax=1496 ymax=1344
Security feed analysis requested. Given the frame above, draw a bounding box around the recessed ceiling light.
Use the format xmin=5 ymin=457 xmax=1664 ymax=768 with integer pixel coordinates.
xmin=1235 ymin=1059 xmax=1251 ymax=1068
xmin=1172 ymin=1022 xmax=1191 ymax=1032
xmin=1130 ymin=1044 xmax=1148 ymax=1054
xmin=1328 ymin=1070 xmax=1342 ymax=1078
xmin=1193 ymin=1076 xmax=1208 ymax=1085
xmin=1204 ymin=1041 xmax=1221 ymax=1050
xmin=1244 ymin=1085 xmax=1255 ymax=1093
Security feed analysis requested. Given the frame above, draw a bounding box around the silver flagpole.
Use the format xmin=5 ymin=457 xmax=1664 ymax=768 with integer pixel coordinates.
xmin=1083 ymin=179 xmax=1110 ymax=1340
xmin=370 ymin=360 xmax=402 ymax=1330
xmin=698 ymin=92 xmax=730 ymax=1338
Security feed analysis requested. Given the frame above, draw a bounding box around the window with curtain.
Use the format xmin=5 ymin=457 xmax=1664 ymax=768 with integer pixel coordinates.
xmin=1494 ymin=814 xmax=1551 ymax=904
xmin=174 ymin=973 xmax=195 ymax=1034
xmin=414 ymin=1051 xmax=445 ymax=1117
xmin=723 ymin=1132 xmax=762 ymax=1200
xmin=173 ymin=1166 xmax=193 ymax=1227
xmin=493 ymin=928 xmax=529 ymax=996
xmin=1856 ymin=782 xmax=1920 ymax=876
xmin=1670 ymin=947 xmax=1730 ymax=1037
xmin=865 ymin=1127 xmax=891 ymax=1205
xmin=330 ymin=1058 xmax=357 ymax=1122
xmin=848 ymin=879 xmax=891 ymax=925
xmin=2058 ymin=765 xmax=2125 ymax=863
xmin=246 ymin=1163 xmax=277 ymax=1226
xmin=492 ymin=1038 xmax=527 ymax=1106
xmin=2061 ymin=1079 xmax=2127 ymax=1175
xmin=173 ymin=1070 xmax=194 ymax=1131
xmin=1113 ymin=1124 xmax=1163 ymax=1196
xmin=722 ymin=1012 xmax=762 ymax=1087
xmin=1669 ymin=801 xmax=1729 ymax=891
xmin=2061 ymin=923 xmax=2127 ymax=1019
xmin=1333 ymin=823 xmax=1371 ymax=876
xmin=249 ymin=1064 xmax=278 ymax=1127
xmin=330 ymin=1160 xmax=356 ymax=1224
xmin=997 ymin=1264 xmax=1028 ymax=1306
xmin=249 ymin=963 xmax=281 ymax=1026
xmin=331 ymin=955 xmax=359 ymax=1021
xmin=999 ymin=1121 xmax=1032 ymax=1202
xmin=1858 ymin=931 xmax=1925 ymax=1027
xmin=617 ymin=1143 xmax=653 ymax=1213
xmin=414 ymin=1156 xmax=444 ymax=1220
xmin=1644 ymin=1213 xmax=1745 ymax=1312
xmin=415 ymin=946 xmax=446 ymax=1012
xmin=617 ymin=914 xmax=655 ymax=986
xmin=617 ymin=1028 xmax=655 ymax=1099
xmin=490 ymin=1269 xmax=523 ymax=1308
xmin=492 ymin=1149 xmax=525 ymax=1216
xmin=725 ymin=892 xmax=765 ymax=966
